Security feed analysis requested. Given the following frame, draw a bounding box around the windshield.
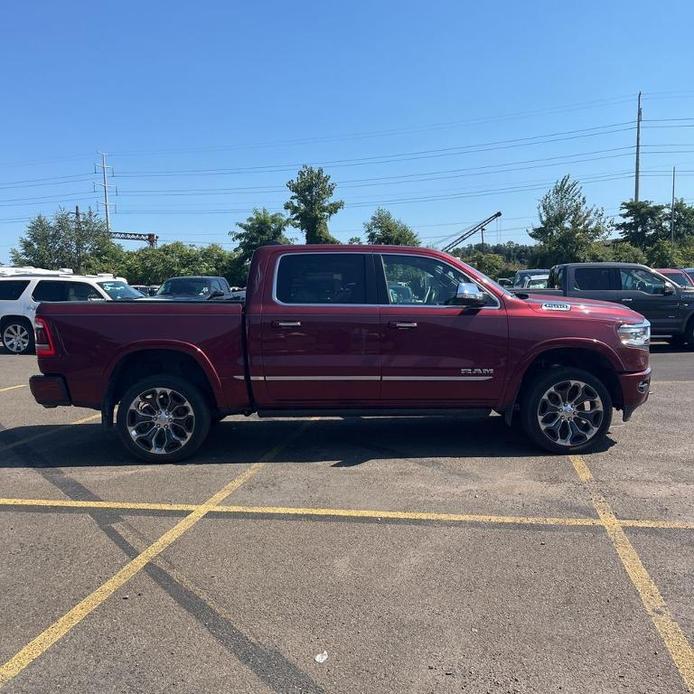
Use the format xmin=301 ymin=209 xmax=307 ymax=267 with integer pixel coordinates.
xmin=98 ymin=281 xmax=144 ymax=300
xmin=157 ymin=278 xmax=211 ymax=296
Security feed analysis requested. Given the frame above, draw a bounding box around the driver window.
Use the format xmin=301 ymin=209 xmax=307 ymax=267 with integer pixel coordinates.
xmin=382 ymin=254 xmax=487 ymax=306
xmin=620 ymin=268 xmax=666 ymax=295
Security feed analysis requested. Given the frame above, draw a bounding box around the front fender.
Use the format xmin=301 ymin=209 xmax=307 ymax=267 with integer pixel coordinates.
xmin=500 ymin=337 xmax=625 ymax=414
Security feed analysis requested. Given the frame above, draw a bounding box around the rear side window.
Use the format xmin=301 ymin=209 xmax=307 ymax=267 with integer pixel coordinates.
xmin=33 ymin=281 xmax=69 ymax=301
xmin=0 ymin=280 xmax=30 ymax=300
xmin=573 ymin=268 xmax=617 ymax=291
xmin=276 ymin=254 xmax=367 ymax=304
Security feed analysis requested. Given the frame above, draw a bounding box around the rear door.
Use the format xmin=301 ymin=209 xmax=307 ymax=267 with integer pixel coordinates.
xmin=258 ymin=252 xmax=381 ymax=404
xmin=377 ymin=253 xmax=508 ymax=405
xmin=567 ymin=266 xmax=622 ymax=304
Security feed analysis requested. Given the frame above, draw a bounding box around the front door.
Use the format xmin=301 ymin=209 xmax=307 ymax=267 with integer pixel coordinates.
xmin=258 ymin=252 xmax=381 ymax=405
xmin=617 ymin=267 xmax=681 ymax=333
xmin=377 ymin=253 xmax=508 ymax=405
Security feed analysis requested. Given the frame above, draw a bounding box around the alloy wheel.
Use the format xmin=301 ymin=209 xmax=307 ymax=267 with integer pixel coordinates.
xmin=536 ymin=379 xmax=604 ymax=447
xmin=3 ymin=324 xmax=31 ymax=354
xmin=126 ymin=387 xmax=196 ymax=455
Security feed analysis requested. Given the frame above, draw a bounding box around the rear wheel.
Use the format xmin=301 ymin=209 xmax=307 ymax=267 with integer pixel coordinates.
xmin=2 ymin=319 xmax=34 ymax=355
xmin=116 ymin=375 xmax=211 ymax=463
xmin=520 ymin=367 xmax=612 ymax=454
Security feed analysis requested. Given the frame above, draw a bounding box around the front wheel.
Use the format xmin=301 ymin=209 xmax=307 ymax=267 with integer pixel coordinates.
xmin=116 ymin=375 xmax=211 ymax=463
xmin=520 ymin=367 xmax=612 ymax=454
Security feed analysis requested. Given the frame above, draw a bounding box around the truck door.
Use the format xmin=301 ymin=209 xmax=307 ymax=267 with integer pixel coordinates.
xmin=377 ymin=253 xmax=508 ymax=405
xmin=617 ymin=267 xmax=681 ymax=333
xmin=258 ymin=252 xmax=381 ymax=405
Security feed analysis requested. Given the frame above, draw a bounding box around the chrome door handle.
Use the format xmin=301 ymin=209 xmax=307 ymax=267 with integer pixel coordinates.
xmin=621 ymin=298 xmax=633 ymax=302
xmin=273 ymin=321 xmax=302 ymax=328
xmin=390 ymin=321 xmax=418 ymax=329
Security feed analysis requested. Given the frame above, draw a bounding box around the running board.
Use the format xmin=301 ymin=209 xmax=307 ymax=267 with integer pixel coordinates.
xmin=256 ymin=408 xmax=492 ymax=419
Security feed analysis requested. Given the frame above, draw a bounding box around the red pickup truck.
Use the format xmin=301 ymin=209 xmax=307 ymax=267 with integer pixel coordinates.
xmin=30 ymin=245 xmax=652 ymax=461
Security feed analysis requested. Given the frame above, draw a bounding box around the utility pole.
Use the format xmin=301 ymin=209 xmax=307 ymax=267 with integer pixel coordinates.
xmin=670 ymin=167 xmax=676 ymax=243
xmin=95 ymin=152 xmax=113 ymax=233
xmin=634 ymin=92 xmax=642 ymax=202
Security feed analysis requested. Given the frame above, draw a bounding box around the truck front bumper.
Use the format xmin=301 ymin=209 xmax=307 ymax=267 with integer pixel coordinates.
xmin=618 ymin=367 xmax=651 ymax=421
xmin=29 ymin=375 xmax=72 ymax=408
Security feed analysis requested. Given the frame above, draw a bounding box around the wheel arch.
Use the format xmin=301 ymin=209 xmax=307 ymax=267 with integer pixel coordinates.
xmin=503 ymin=344 xmax=623 ymax=425
xmin=103 ymin=345 xmax=222 ymax=426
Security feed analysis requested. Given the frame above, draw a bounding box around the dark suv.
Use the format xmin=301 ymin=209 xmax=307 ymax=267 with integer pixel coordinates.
xmin=154 ymin=276 xmax=232 ymax=300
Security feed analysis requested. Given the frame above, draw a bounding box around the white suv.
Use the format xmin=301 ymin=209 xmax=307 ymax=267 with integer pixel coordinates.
xmin=0 ymin=271 xmax=141 ymax=354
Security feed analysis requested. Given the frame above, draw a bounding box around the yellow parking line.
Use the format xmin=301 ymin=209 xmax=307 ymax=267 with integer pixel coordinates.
xmin=570 ymin=455 xmax=694 ymax=691
xmin=0 ymin=413 xmax=100 ymax=453
xmin=0 ymin=464 xmax=264 ymax=688
xmin=1 ymin=496 xmax=693 ymax=531
xmin=0 ymin=497 xmax=198 ymax=513
xmin=215 ymin=504 xmax=602 ymax=527
xmin=0 ymin=385 xmax=27 ymax=394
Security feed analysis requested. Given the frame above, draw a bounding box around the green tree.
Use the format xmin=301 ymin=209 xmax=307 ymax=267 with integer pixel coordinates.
xmin=670 ymin=199 xmax=694 ymax=243
xmin=609 ymin=242 xmax=647 ymax=264
xmin=284 ymin=166 xmax=344 ymax=243
xmin=364 ymin=208 xmax=420 ymax=246
xmin=646 ymin=240 xmax=684 ymax=268
xmin=615 ymin=200 xmax=668 ymax=249
xmin=529 ymin=175 xmax=610 ymax=265
xmin=348 ymin=236 xmax=362 ymax=244
xmin=11 ymin=209 xmax=115 ymax=273
xmin=230 ymin=208 xmax=290 ymax=266
xmin=466 ymin=252 xmax=505 ymax=279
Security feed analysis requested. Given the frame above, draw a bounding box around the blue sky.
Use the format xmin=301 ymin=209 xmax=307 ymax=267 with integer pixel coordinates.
xmin=1 ymin=0 xmax=694 ymax=263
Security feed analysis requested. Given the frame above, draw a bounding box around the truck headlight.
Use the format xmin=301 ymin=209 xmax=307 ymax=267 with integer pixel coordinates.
xmin=618 ymin=320 xmax=650 ymax=348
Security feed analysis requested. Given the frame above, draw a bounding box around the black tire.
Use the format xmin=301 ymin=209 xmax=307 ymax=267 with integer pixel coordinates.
xmin=116 ymin=375 xmax=211 ymax=463
xmin=520 ymin=367 xmax=612 ymax=454
xmin=1 ymin=318 xmax=35 ymax=355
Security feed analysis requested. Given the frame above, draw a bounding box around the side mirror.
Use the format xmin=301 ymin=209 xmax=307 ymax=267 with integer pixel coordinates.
xmin=663 ymin=284 xmax=675 ymax=295
xmin=207 ymin=289 xmax=225 ymax=300
xmin=455 ymin=282 xmax=487 ymax=307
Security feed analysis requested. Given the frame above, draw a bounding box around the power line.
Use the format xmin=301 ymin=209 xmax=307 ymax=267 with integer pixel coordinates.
xmin=113 ymin=122 xmax=637 ymax=177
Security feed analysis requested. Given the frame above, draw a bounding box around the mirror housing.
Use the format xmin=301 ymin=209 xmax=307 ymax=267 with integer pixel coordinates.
xmin=454 ymin=282 xmax=487 ymax=307
xmin=663 ymin=283 xmax=675 ymax=295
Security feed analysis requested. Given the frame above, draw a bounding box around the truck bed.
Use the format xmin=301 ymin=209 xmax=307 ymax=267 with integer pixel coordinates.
xmin=36 ymin=300 xmax=249 ymax=411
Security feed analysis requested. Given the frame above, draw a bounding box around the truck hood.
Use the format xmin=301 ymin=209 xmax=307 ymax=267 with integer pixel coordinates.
xmin=521 ymin=294 xmax=646 ymax=323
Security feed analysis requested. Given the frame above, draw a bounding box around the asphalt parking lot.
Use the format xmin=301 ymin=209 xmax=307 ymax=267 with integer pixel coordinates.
xmin=0 ymin=346 xmax=692 ymax=693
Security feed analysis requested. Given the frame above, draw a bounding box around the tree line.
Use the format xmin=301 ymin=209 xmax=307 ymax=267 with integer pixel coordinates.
xmin=8 ymin=168 xmax=694 ymax=285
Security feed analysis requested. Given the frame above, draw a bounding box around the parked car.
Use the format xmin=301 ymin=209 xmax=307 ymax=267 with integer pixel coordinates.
xmin=685 ymin=268 xmax=694 ymax=284
xmin=512 ymin=269 xmax=550 ymax=287
xmin=0 ymin=272 xmax=141 ymax=354
xmin=31 ymin=245 xmax=650 ymax=461
xmin=518 ymin=262 xmax=694 ymax=343
xmin=497 ymin=277 xmax=512 ymax=287
xmin=521 ymin=274 xmax=549 ymax=289
xmin=154 ymin=276 xmax=232 ymax=300
xmin=131 ymin=285 xmax=158 ymax=296
xmin=655 ymin=268 xmax=694 ymax=288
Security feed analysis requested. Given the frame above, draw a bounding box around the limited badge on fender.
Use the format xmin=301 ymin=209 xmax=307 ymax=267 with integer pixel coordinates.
xmin=541 ymin=302 xmax=571 ymax=312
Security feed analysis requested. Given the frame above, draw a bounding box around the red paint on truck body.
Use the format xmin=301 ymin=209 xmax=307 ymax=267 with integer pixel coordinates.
xmin=32 ymin=245 xmax=651 ymax=421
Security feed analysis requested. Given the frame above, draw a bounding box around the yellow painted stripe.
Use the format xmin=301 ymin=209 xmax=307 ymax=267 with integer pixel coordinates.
xmin=0 ymin=497 xmax=198 ymax=513
xmin=0 ymin=385 xmax=27 ymax=394
xmin=215 ymin=504 xmax=602 ymax=527
xmin=570 ymin=455 xmax=694 ymax=691
xmin=1 ymin=496 xmax=693 ymax=531
xmin=0 ymin=414 xmax=100 ymax=453
xmin=0 ymin=463 xmax=264 ymax=688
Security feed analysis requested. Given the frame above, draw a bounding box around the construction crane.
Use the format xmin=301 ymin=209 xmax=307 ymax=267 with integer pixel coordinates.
xmin=110 ymin=232 xmax=159 ymax=248
xmin=440 ymin=211 xmax=502 ymax=253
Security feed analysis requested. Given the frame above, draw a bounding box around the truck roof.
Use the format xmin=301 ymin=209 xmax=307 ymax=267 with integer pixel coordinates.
xmin=553 ymin=262 xmax=648 ymax=269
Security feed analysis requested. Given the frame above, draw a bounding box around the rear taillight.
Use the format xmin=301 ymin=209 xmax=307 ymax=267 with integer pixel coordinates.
xmin=35 ymin=317 xmax=56 ymax=357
